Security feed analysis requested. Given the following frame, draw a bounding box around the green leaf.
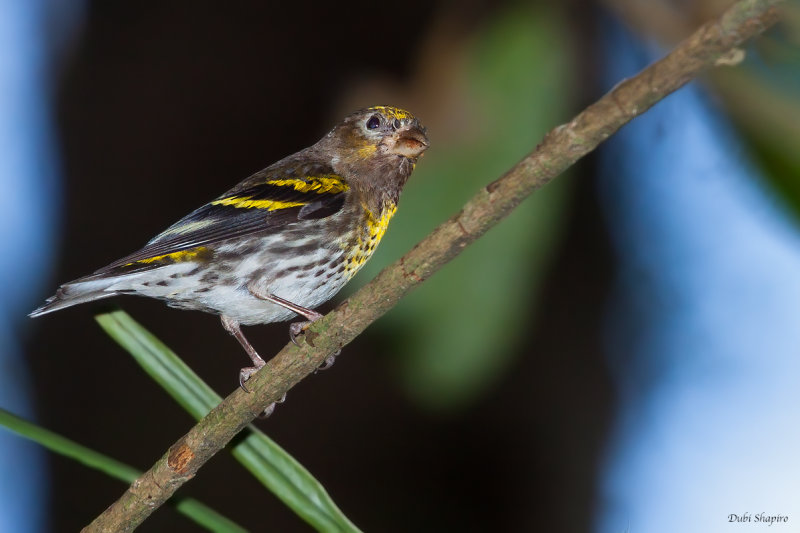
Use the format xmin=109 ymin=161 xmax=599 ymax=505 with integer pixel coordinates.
xmin=0 ymin=408 xmax=246 ymax=533
xmin=96 ymin=310 xmax=361 ymax=533
xmin=356 ymin=4 xmax=575 ymax=411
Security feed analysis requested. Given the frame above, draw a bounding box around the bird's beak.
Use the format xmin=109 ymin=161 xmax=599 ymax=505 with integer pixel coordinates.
xmin=389 ymin=124 xmax=429 ymax=159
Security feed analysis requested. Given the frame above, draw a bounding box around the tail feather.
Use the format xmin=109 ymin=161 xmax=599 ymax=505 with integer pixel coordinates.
xmin=29 ymin=278 xmax=122 ymax=317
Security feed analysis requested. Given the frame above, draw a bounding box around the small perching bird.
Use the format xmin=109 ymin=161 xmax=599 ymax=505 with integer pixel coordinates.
xmin=31 ymin=106 xmax=428 ymax=389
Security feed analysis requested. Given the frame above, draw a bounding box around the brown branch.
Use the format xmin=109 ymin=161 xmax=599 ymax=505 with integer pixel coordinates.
xmin=83 ymin=0 xmax=784 ymax=531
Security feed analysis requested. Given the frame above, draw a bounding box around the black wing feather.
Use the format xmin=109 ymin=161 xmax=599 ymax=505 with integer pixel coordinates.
xmin=91 ymin=166 xmax=348 ymax=276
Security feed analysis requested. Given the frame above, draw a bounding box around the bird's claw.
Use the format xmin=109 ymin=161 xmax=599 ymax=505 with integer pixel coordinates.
xmin=288 ymin=310 xmax=323 ymax=346
xmin=259 ymin=392 xmax=287 ymax=419
xmin=315 ymin=350 xmax=341 ymax=372
xmin=289 ymin=320 xmax=311 ymax=346
xmin=239 ymin=362 xmax=265 ymax=393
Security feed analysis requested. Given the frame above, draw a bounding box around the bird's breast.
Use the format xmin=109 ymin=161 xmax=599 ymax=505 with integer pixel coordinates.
xmin=341 ymin=202 xmax=398 ymax=280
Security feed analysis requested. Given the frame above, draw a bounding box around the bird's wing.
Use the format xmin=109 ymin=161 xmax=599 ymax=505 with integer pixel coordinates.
xmin=90 ymin=165 xmax=349 ymax=276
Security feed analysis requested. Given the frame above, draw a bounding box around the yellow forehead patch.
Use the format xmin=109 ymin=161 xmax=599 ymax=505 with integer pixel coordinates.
xmin=368 ymin=106 xmax=414 ymax=121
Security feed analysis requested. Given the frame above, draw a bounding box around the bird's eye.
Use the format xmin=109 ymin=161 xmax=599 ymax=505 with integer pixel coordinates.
xmin=366 ymin=116 xmax=381 ymax=130
xmin=393 ymin=118 xmax=401 ymax=129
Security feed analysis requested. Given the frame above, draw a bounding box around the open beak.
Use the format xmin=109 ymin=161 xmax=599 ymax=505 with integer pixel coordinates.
xmin=389 ymin=124 xmax=429 ymax=159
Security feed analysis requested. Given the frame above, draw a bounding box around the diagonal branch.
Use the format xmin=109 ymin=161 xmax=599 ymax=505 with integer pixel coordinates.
xmin=83 ymin=0 xmax=784 ymax=531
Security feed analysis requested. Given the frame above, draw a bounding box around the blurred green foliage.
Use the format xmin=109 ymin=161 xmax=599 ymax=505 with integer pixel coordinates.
xmin=716 ymin=14 xmax=800 ymax=220
xmin=355 ymin=5 xmax=576 ymax=411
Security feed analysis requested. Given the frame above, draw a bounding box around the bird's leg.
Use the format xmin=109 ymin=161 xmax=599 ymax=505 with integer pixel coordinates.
xmin=247 ymin=284 xmax=339 ymax=371
xmin=246 ymin=283 xmax=323 ymax=345
xmin=220 ymin=315 xmax=265 ymax=392
xmin=221 ymin=315 xmax=287 ymax=415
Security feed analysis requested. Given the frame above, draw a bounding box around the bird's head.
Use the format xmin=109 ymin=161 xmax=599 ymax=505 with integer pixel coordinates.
xmin=354 ymin=106 xmax=428 ymax=158
xmin=332 ymin=106 xmax=428 ymax=160
xmin=320 ymin=106 xmax=429 ymax=205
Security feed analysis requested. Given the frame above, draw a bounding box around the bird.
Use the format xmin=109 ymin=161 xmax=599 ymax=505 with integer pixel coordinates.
xmin=31 ymin=105 xmax=429 ymax=390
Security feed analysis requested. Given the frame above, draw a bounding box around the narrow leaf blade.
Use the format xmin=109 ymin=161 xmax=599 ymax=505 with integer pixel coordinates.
xmin=0 ymin=408 xmax=246 ymax=533
xmin=96 ymin=310 xmax=361 ymax=533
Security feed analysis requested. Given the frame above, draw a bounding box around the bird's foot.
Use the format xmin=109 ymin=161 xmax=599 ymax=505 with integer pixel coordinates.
xmin=239 ymin=360 xmax=266 ymax=393
xmin=315 ymin=350 xmax=341 ymax=372
xmin=259 ymin=392 xmax=287 ymax=419
xmin=288 ymin=312 xmax=323 ymax=346
xmin=289 ymin=319 xmax=340 ymax=372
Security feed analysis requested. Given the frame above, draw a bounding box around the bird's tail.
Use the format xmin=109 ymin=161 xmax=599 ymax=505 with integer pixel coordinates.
xmin=29 ymin=277 xmax=122 ymax=317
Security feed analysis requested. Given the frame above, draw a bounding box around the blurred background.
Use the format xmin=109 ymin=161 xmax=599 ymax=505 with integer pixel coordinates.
xmin=4 ymin=0 xmax=799 ymax=531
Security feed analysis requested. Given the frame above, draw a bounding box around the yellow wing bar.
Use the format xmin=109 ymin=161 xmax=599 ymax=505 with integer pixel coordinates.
xmin=265 ymin=175 xmax=349 ymax=194
xmin=127 ymin=247 xmax=209 ymax=266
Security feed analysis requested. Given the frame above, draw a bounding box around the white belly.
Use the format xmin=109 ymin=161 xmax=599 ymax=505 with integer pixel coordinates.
xmin=109 ymin=236 xmax=350 ymax=325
